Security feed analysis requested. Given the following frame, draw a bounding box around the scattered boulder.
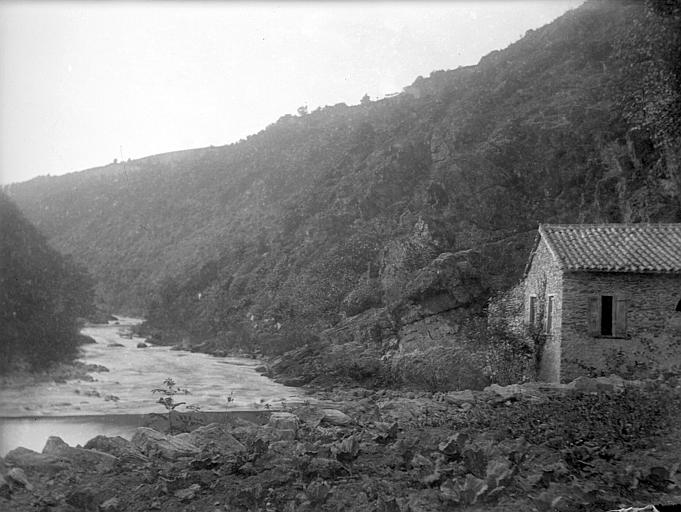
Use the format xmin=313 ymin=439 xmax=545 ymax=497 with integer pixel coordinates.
xmin=83 ymin=364 xmax=109 ymax=373
xmin=271 ymin=429 xmax=297 ymax=442
xmin=7 ymin=467 xmax=33 ymax=491
xmin=136 ymin=342 xmax=148 ymax=348
xmin=78 ymin=334 xmax=97 ymax=344
xmin=83 ymin=435 xmax=145 ymax=460
xmin=42 ymin=436 xmax=117 ymax=471
xmin=377 ymin=398 xmax=438 ymax=424
xmin=277 ymin=375 xmax=311 ymax=387
xmin=484 ymin=383 xmax=524 ymax=401
xmin=321 ymin=409 xmax=352 ymax=427
xmin=438 ymin=433 xmax=469 ymax=459
xmin=100 ymin=497 xmax=121 ymax=511
xmin=445 ymin=389 xmax=476 ymax=406
xmin=174 ymin=423 xmax=246 ymax=455
xmin=4 ymin=447 xmax=68 ymax=473
xmin=294 ymin=406 xmax=326 ymax=427
xmin=174 ymin=483 xmax=201 ymax=501
xmin=108 ymin=343 xmax=124 ymax=348
xmin=371 ymin=421 xmax=399 ymax=444
xmin=131 ymin=427 xmax=200 ymax=459
xmin=268 ymin=412 xmax=299 ymax=432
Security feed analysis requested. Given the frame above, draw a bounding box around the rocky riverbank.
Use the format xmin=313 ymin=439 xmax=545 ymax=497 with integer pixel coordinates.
xmin=0 ymin=358 xmax=108 ymax=389
xmin=2 ymin=376 xmax=681 ymax=511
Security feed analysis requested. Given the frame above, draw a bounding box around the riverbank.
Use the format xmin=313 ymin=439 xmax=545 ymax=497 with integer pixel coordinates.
xmin=0 ymin=358 xmax=108 ymax=390
xmin=2 ymin=376 xmax=681 ymax=511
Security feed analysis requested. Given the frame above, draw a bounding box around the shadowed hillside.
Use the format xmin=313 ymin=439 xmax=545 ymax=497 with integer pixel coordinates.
xmin=0 ymin=193 xmax=95 ymax=372
xmin=6 ymin=0 xmax=680 ymax=365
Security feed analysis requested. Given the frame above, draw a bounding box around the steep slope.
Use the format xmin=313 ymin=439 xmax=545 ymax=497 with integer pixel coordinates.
xmin=6 ymin=0 xmax=680 ymax=357
xmin=0 ymin=192 xmax=94 ymax=372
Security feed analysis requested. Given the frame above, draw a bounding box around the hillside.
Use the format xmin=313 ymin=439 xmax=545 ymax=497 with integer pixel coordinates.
xmin=0 ymin=192 xmax=94 ymax=372
xmin=6 ymin=0 xmax=680 ymax=375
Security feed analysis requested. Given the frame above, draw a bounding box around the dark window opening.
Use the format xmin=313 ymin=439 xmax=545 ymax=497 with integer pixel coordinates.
xmin=601 ymin=296 xmax=613 ymax=336
xmin=529 ymin=296 xmax=537 ymax=325
xmin=676 ymin=299 xmax=681 ymax=312
xmin=546 ymin=296 xmax=554 ymax=333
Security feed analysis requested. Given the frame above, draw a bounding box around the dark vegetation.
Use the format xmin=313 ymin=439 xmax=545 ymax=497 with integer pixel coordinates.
xmin=0 ymin=192 xmax=95 ymax=373
xmin=4 ymin=0 xmax=681 ymax=383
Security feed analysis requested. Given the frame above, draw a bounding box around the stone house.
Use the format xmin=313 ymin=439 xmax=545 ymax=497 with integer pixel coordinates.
xmin=521 ymin=224 xmax=681 ymax=382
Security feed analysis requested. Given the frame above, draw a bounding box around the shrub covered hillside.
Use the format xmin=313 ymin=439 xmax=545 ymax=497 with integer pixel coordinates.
xmin=0 ymin=192 xmax=95 ymax=372
xmin=6 ymin=1 xmax=681 ymax=357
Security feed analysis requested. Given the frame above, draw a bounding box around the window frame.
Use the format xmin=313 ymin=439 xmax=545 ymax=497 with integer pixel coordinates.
xmin=545 ymin=294 xmax=555 ymax=334
xmin=587 ymin=294 xmax=628 ymax=339
xmin=528 ymin=295 xmax=537 ymax=326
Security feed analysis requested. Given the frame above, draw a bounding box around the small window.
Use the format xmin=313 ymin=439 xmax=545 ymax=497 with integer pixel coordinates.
xmin=601 ymin=295 xmax=613 ymax=336
xmin=545 ymin=296 xmax=554 ymax=333
xmin=587 ymin=295 xmax=628 ymax=337
xmin=529 ymin=296 xmax=537 ymax=325
xmin=676 ymin=299 xmax=681 ymax=312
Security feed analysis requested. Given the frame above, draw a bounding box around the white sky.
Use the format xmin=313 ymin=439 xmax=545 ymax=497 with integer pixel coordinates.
xmin=0 ymin=1 xmax=582 ymax=185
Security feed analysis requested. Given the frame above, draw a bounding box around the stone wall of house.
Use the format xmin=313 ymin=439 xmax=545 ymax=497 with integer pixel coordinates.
xmin=524 ymin=238 xmax=564 ymax=382
xmin=561 ymin=272 xmax=681 ymax=381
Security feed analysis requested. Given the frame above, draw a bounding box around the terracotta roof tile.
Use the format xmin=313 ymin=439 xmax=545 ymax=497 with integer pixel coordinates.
xmin=539 ymin=224 xmax=681 ymax=273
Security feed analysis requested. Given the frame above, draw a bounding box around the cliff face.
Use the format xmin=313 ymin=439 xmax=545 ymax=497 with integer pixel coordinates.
xmin=6 ymin=0 xmax=680 ymax=358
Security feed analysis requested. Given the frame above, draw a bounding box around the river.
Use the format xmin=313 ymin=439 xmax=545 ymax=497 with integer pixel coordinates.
xmin=0 ymin=318 xmax=300 ymax=455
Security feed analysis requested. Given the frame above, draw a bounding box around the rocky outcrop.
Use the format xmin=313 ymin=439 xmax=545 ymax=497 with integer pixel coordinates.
xmin=403 ymin=252 xmax=484 ymax=311
xmin=131 ymin=427 xmax=200 ymax=459
xmin=340 ymin=278 xmax=383 ymax=317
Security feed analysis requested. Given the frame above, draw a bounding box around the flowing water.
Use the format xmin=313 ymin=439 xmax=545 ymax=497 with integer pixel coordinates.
xmin=0 ymin=318 xmax=300 ymax=455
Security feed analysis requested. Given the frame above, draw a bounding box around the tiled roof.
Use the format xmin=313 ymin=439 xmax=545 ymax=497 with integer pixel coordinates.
xmin=539 ymin=224 xmax=681 ymax=273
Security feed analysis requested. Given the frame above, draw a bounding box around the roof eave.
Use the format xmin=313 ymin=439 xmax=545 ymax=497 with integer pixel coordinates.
xmin=537 ymin=224 xmax=566 ymax=270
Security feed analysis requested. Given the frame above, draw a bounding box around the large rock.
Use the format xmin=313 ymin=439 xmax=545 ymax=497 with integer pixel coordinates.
xmin=174 ymin=484 xmax=201 ymax=501
xmin=42 ymin=436 xmax=117 ymax=471
xmin=445 ymin=390 xmax=476 ymax=406
xmin=4 ymin=447 xmax=68 ymax=473
xmin=321 ymin=409 xmax=352 ymax=426
xmin=131 ymin=427 xmax=200 ymax=459
xmin=293 ymin=406 xmax=326 ymax=427
xmin=6 ymin=467 xmax=33 ymax=491
xmin=268 ymin=412 xmax=299 ymax=432
xmin=83 ymin=435 xmax=147 ymax=461
xmin=174 ymin=423 xmax=246 ymax=455
xmin=100 ymin=497 xmax=121 ymax=511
